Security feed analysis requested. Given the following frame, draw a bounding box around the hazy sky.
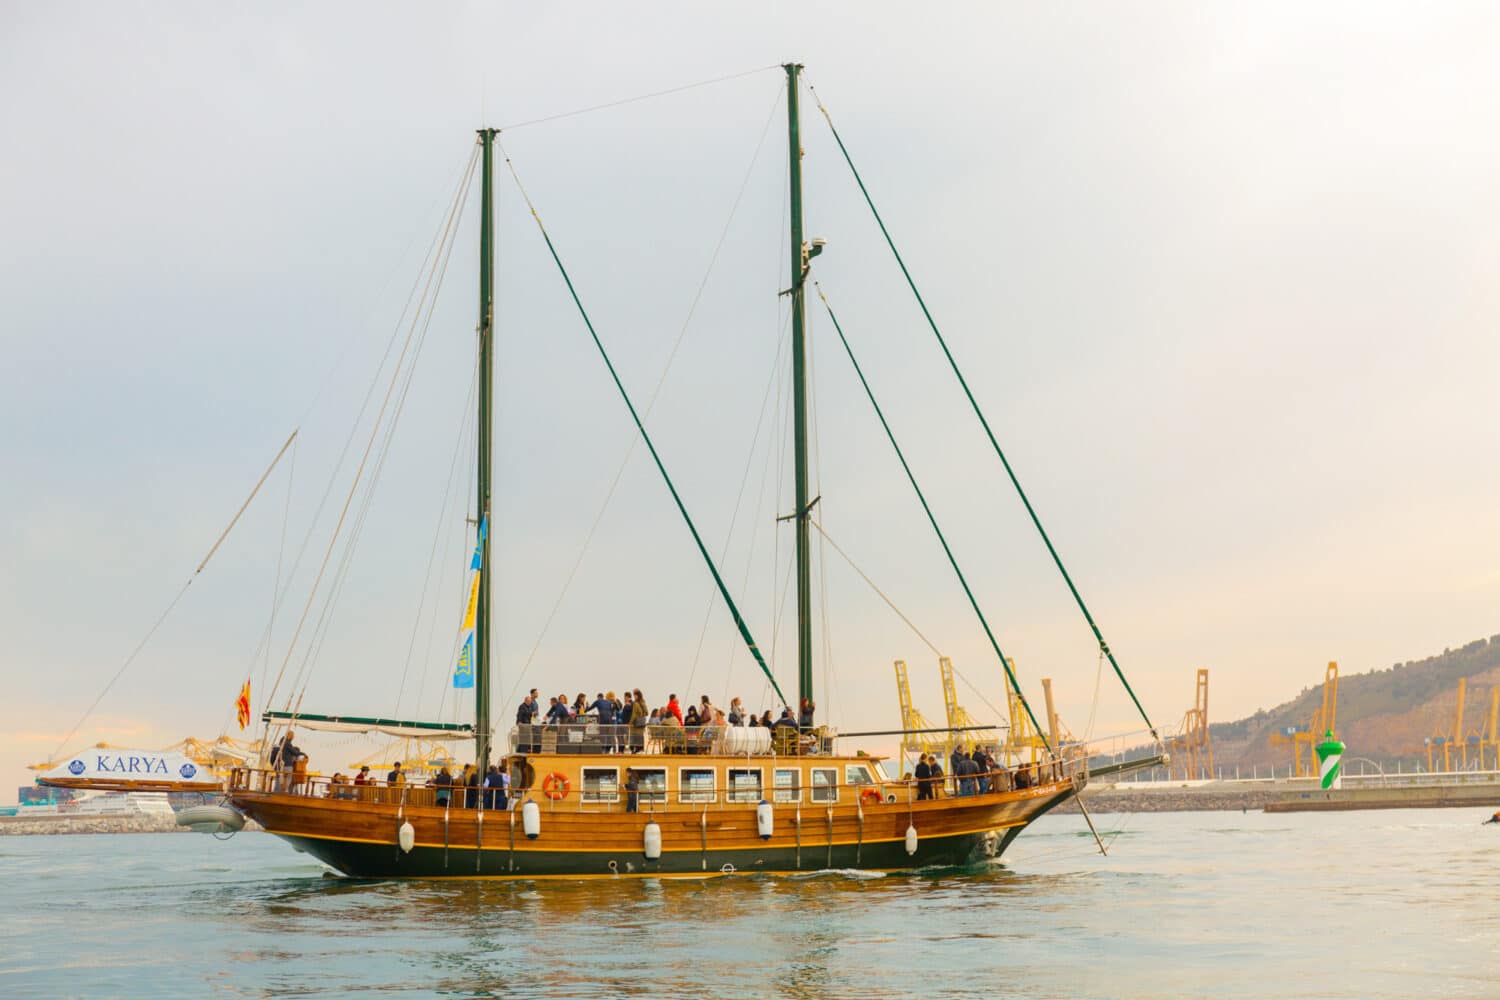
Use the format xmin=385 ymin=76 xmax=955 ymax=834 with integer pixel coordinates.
xmin=4 ymin=3 xmax=1499 ymax=801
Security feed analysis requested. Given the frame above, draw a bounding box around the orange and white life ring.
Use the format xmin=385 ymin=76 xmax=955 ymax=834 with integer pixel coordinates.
xmin=541 ymin=772 xmax=570 ymax=800
xmin=860 ymin=788 xmax=882 ymax=807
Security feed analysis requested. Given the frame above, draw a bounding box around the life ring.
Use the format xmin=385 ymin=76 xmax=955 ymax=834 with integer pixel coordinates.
xmin=541 ymin=772 xmax=570 ymax=800
xmin=860 ymin=788 xmax=882 ymax=807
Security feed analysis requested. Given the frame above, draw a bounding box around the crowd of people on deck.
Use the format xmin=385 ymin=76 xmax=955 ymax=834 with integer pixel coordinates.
xmin=511 ymin=688 xmax=817 ymax=753
xmin=270 ymin=701 xmax=1059 ymax=804
xmin=910 ymin=746 xmax=1056 ymax=799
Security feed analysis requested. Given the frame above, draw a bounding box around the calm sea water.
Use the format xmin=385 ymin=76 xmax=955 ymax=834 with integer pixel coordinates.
xmin=1 ymin=807 xmax=1496 ymax=999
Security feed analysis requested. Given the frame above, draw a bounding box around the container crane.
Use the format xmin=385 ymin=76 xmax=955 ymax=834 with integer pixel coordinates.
xmin=1166 ymin=669 xmax=1213 ymax=780
xmin=1269 ymin=662 xmax=1338 ymax=778
xmin=1426 ymin=678 xmax=1469 ymax=772
xmin=938 ymin=656 xmax=1001 ymax=756
xmin=892 ymin=659 xmax=947 ymax=766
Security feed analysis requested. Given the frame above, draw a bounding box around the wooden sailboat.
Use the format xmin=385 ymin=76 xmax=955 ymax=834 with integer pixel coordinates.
xmin=54 ymin=65 xmax=1161 ymax=877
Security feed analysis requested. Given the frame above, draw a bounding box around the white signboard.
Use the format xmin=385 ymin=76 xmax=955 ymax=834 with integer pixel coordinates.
xmin=40 ymin=749 xmax=221 ymax=788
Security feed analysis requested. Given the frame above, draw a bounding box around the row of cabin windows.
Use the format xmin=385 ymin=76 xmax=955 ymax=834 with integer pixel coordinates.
xmin=576 ymin=764 xmax=877 ymax=804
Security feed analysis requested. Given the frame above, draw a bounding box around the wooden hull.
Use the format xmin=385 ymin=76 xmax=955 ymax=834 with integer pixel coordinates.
xmin=229 ymin=777 xmax=1079 ymax=879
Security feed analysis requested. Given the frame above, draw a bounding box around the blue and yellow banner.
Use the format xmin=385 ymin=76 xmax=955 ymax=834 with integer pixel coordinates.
xmin=453 ymin=517 xmax=487 ymax=690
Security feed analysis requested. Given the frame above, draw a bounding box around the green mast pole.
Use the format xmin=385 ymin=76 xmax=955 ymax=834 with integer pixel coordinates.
xmin=785 ymin=63 xmax=813 ymax=713
xmin=476 ymin=128 xmax=496 ymax=771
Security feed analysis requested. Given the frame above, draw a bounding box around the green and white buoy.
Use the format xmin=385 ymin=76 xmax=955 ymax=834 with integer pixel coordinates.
xmin=1315 ymin=730 xmax=1345 ymax=791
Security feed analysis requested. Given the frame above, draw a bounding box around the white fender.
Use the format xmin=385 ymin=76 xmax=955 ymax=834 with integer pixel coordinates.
xmin=175 ymin=804 xmax=246 ymax=834
xmin=643 ymin=821 xmax=662 ymax=860
xmin=398 ymin=820 xmax=415 ymax=854
xmin=756 ymin=800 xmax=774 ymax=841
xmin=905 ymin=824 xmax=919 ymax=857
xmin=522 ymin=799 xmax=541 ymax=840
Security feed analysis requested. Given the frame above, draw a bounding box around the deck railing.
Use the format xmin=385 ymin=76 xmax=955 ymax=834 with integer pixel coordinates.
xmin=506 ymin=722 xmax=834 ymax=757
xmin=228 ymin=752 xmax=1087 ymax=813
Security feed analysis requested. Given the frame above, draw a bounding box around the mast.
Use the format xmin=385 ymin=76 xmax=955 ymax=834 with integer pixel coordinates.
xmin=784 ymin=63 xmax=813 ymax=710
xmin=475 ymin=128 xmax=497 ymax=770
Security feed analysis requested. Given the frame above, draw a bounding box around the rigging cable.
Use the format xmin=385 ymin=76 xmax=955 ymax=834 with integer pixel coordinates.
xmin=495 ymin=65 xmax=779 ymax=132
xmin=263 ymin=143 xmax=480 ymax=727
xmin=816 ymin=280 xmax=1109 ymax=856
xmin=391 ymin=369 xmax=479 ymax=721
xmin=808 ymin=517 xmax=1009 ymax=724
xmin=249 ymin=142 xmax=483 ymax=734
xmin=499 ymin=139 xmax=790 ymax=711
xmin=505 ymin=83 xmax=785 ymax=711
xmin=806 ymin=80 xmax=1158 ymax=742
xmin=49 ymin=429 xmax=298 ymax=760
xmin=291 ymin=155 xmax=477 ymax=705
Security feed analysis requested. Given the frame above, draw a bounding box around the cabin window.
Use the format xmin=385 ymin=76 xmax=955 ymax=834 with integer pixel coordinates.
xmin=773 ymin=768 xmax=801 ymax=803
xmin=581 ymin=767 xmax=619 ymax=803
xmin=845 ymin=764 xmax=875 ymax=788
xmin=634 ymin=767 xmax=667 ymax=804
xmin=810 ymin=767 xmax=838 ymax=803
xmin=727 ymin=768 xmax=763 ymax=803
xmin=680 ymin=767 xmax=715 ymax=803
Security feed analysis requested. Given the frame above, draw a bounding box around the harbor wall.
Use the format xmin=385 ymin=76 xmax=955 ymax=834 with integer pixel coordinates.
xmin=1057 ymin=774 xmax=1500 ymax=814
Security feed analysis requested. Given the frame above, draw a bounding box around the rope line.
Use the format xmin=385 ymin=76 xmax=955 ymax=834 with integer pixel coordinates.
xmin=808 ymin=518 xmax=1014 ymax=730
xmin=500 ymin=141 xmax=790 ymax=711
xmin=263 ymin=142 xmax=480 ymax=730
xmin=814 ymin=283 xmax=1052 ymax=749
xmin=51 ymin=428 xmax=299 ymax=758
xmin=808 ymin=82 xmax=1157 ymax=741
xmin=495 ymin=65 xmax=779 ymax=132
xmin=510 ymin=83 xmax=784 ymax=707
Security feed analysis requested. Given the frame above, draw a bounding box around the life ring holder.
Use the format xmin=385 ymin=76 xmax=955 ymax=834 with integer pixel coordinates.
xmin=859 ymin=788 xmax=882 ymax=807
xmin=541 ymin=772 xmax=570 ymax=800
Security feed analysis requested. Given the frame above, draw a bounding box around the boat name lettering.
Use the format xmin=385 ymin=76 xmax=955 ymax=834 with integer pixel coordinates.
xmin=94 ymin=754 xmax=170 ymax=775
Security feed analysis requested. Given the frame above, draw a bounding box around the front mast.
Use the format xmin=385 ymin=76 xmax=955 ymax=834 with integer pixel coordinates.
xmin=785 ymin=64 xmax=814 ymax=711
xmin=476 ymin=128 xmax=497 ymax=771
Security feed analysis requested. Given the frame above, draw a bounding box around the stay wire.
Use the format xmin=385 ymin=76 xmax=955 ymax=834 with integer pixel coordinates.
xmin=264 ymin=142 xmax=480 ymax=728
xmin=495 ymin=65 xmax=780 ymax=132
xmin=507 ymin=83 xmax=785 ymax=709
xmin=807 ymin=79 xmax=1157 ymax=741
xmin=50 ymin=430 xmax=299 ymax=759
xmin=815 ymin=281 xmax=1050 ymax=744
xmin=498 ymin=139 xmax=790 ymax=711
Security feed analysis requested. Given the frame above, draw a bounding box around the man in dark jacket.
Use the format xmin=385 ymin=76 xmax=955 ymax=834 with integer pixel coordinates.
xmin=914 ymin=755 xmax=933 ymax=800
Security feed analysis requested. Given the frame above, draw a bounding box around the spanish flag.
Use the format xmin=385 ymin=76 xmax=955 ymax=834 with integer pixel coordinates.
xmin=235 ymin=679 xmax=251 ymax=731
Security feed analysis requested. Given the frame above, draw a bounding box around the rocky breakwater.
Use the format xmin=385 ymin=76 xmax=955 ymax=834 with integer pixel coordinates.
xmin=1054 ymin=781 xmax=1283 ymax=814
xmin=0 ymin=812 xmax=188 ymax=835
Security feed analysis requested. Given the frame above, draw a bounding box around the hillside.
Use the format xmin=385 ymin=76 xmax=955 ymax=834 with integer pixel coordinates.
xmin=1206 ymin=635 xmax=1500 ymax=774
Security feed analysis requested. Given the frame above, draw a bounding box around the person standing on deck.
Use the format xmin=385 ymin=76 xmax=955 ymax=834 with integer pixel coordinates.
xmin=630 ymin=690 xmax=648 ymax=753
xmin=592 ymin=692 xmax=619 ymax=753
xmin=666 ymin=694 xmax=684 ymax=725
xmin=914 ymin=755 xmax=933 ymax=800
xmin=274 ymin=730 xmax=302 ymax=792
xmin=798 ymin=698 xmax=815 ymax=732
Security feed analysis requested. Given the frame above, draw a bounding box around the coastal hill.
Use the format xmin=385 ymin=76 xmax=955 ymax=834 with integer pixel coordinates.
xmin=1206 ymin=635 xmax=1500 ymax=774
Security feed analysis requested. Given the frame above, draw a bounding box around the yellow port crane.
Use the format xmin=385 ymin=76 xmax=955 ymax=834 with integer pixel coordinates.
xmin=1483 ymin=687 xmax=1500 ymax=771
xmin=893 ymin=659 xmax=948 ymax=765
xmin=1427 ymin=678 xmax=1470 ymax=772
xmin=1000 ymin=658 xmax=1046 ymax=767
xmin=939 ymin=656 xmax=1001 ymax=756
xmin=1165 ymin=669 xmax=1212 ymax=780
xmin=1269 ymin=662 xmax=1339 ymax=778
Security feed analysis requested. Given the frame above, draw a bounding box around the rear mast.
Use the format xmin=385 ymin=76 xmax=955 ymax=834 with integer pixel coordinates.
xmin=785 ymin=63 xmax=814 ymax=712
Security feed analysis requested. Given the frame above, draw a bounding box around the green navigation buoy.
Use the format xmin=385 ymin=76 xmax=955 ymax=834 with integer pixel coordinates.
xmin=1315 ymin=730 xmax=1345 ymax=791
